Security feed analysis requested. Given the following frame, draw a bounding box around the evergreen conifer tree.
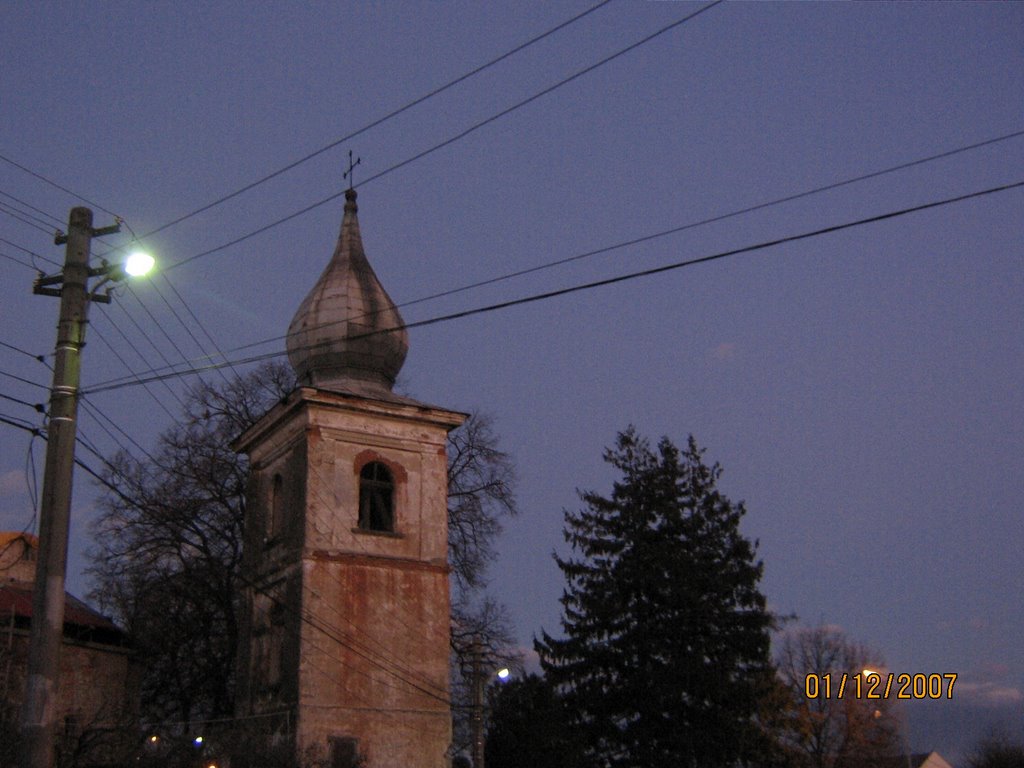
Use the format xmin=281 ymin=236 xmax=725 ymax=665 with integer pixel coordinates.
xmin=537 ymin=427 xmax=773 ymax=768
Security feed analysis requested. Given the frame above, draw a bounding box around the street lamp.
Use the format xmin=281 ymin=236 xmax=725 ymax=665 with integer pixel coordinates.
xmin=20 ymin=207 xmax=153 ymax=768
xmin=470 ymin=639 xmax=513 ymax=768
xmin=863 ymin=668 xmax=912 ymax=768
xmin=125 ymin=250 xmax=155 ymax=277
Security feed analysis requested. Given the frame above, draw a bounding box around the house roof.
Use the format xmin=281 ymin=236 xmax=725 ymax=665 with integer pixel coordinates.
xmin=0 ymin=531 xmax=38 ymax=549
xmin=0 ymin=581 xmax=128 ymax=646
xmin=876 ymin=752 xmax=954 ymax=768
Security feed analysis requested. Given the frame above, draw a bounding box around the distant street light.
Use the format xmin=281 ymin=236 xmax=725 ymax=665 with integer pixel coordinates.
xmin=20 ymin=207 xmax=155 ymax=768
xmin=471 ymin=638 xmax=513 ymax=768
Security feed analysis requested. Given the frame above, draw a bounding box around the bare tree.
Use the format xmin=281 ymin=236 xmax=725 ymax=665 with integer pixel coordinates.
xmin=967 ymin=732 xmax=1024 ymax=768
xmin=446 ymin=412 xmax=520 ymax=755
xmin=88 ymin=366 xmax=520 ymax=748
xmin=88 ymin=363 xmax=294 ymax=725
xmin=774 ymin=626 xmax=903 ymax=768
xmin=446 ymin=412 xmax=516 ymax=595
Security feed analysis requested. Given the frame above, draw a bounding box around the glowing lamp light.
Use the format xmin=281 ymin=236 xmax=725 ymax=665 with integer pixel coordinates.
xmin=194 ymin=736 xmax=204 ymax=746
xmin=124 ymin=251 xmax=155 ymax=277
xmin=496 ymin=668 xmax=510 ymax=680
xmin=149 ymin=735 xmax=159 ymax=744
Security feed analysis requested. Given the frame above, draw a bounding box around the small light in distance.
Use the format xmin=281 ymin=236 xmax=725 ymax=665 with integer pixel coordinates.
xmin=194 ymin=736 xmax=204 ymax=746
xmin=496 ymin=668 xmax=510 ymax=680
xmin=148 ymin=735 xmax=159 ymax=744
xmin=124 ymin=251 xmax=155 ymax=277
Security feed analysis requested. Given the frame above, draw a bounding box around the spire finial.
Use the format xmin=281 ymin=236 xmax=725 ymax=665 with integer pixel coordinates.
xmin=343 ymin=149 xmax=361 ymax=192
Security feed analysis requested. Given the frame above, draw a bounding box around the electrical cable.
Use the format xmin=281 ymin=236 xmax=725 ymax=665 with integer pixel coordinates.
xmin=0 ymin=249 xmax=37 ymax=270
xmin=125 ymin=283 xmax=211 ymax=386
xmin=0 ymin=391 xmax=45 ymax=412
xmin=82 ymin=178 xmax=1024 ymax=395
xmin=0 ymin=236 xmax=60 ymax=268
xmin=165 ymin=1 xmax=723 ymax=272
xmin=9 ymin=400 xmax=462 ymax=718
xmin=83 ymin=447 xmax=455 ymax=710
xmin=0 ymin=188 xmax=66 ymax=227
xmin=147 ymin=279 xmax=232 ymax=385
xmin=102 ymin=301 xmax=189 ymax=409
xmin=0 ymin=151 xmax=121 ymax=218
xmin=136 ymin=0 xmax=614 ymax=243
xmin=0 ymin=339 xmax=48 ymax=364
xmin=87 ymin=321 xmax=179 ymax=421
xmin=25 ymin=431 xmax=40 ymax=513
xmin=78 ymin=396 xmax=163 ymax=467
xmin=0 ymin=367 xmax=48 ymax=390
xmin=297 ymin=460 xmax=456 ymax=698
xmin=182 ymin=126 xmax=1024 ymax=367
xmin=0 ymin=412 xmax=39 ymax=433
xmin=98 ymin=217 xmax=236 ymax=389
xmin=0 ymin=201 xmax=58 ymax=235
xmin=160 ymin=273 xmax=242 ymax=379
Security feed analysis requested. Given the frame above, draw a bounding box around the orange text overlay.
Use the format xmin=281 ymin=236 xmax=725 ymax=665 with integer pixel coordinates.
xmin=804 ymin=672 xmax=957 ymax=700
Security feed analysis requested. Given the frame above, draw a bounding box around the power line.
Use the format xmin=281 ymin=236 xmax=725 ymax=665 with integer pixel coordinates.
xmin=0 ymin=188 xmax=65 ymax=227
xmin=0 ymin=412 xmax=41 ymax=434
xmin=136 ymin=0 xmax=614 ymax=243
xmin=87 ymin=321 xmax=179 ymax=421
xmin=78 ymin=395 xmax=163 ymax=467
xmin=109 ymin=218 xmax=241 ymax=386
xmin=81 ymin=179 xmax=1024 ymax=396
xmin=0 ymin=391 xmax=45 ymax=412
xmin=0 ymin=201 xmax=58 ymax=236
xmin=148 ymin=279 xmax=232 ymax=385
xmin=105 ymin=299 xmax=189 ymax=409
xmin=161 ymin=273 xmax=242 ymax=380
xmin=82 ymin=450 xmax=454 ymax=709
xmin=0 ymin=152 xmax=120 ymax=218
xmin=187 ymin=127 xmax=1024 ymax=368
xmin=0 ymin=249 xmax=37 ymax=270
xmin=92 ymin=309 xmax=188 ymax=411
xmin=0 ymin=339 xmax=48 ymax=364
xmin=0 ymin=236 xmax=60 ymax=268
xmin=166 ymin=0 xmax=722 ymax=272
xmin=125 ymin=283 xmax=211 ymax=385
xmin=0 ymin=367 xmax=48 ymax=390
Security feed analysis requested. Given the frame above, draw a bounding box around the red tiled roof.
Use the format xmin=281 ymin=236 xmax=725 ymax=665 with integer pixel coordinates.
xmin=0 ymin=581 xmax=122 ymax=634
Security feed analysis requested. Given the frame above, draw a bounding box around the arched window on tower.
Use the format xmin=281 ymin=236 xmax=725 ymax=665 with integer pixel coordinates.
xmin=358 ymin=462 xmax=395 ymax=532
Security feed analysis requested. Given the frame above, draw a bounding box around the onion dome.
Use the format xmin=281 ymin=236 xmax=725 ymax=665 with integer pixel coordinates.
xmin=287 ymin=189 xmax=408 ymax=393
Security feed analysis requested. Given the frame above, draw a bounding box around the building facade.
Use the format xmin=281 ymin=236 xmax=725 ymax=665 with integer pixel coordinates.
xmin=0 ymin=532 xmax=139 ymax=767
xmin=234 ymin=188 xmax=464 ymax=768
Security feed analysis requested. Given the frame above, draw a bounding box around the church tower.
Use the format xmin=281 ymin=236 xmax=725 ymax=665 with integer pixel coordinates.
xmin=233 ymin=188 xmax=465 ymax=768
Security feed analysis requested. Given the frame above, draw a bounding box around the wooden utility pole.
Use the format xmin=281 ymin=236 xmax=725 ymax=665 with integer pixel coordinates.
xmin=21 ymin=207 xmax=119 ymax=768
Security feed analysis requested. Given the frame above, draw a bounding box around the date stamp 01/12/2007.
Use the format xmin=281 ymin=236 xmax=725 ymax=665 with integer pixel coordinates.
xmin=804 ymin=672 xmax=957 ymax=700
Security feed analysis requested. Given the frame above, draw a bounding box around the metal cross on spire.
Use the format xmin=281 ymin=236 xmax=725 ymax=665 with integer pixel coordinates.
xmin=343 ymin=150 xmax=361 ymax=191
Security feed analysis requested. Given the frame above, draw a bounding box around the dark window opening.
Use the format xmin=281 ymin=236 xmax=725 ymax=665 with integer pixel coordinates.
xmin=269 ymin=473 xmax=284 ymax=539
xmin=329 ymin=736 xmax=360 ymax=768
xmin=358 ymin=461 xmax=394 ymax=532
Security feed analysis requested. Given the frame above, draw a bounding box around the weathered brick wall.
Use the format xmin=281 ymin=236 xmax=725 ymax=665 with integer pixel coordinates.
xmin=235 ymin=388 xmax=464 ymax=768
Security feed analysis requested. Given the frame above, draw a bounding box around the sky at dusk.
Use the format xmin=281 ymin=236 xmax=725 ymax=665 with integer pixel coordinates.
xmin=1 ymin=2 xmax=1022 ymax=761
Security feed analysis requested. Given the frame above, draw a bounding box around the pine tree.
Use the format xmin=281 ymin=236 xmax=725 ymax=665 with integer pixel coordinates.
xmin=536 ymin=427 xmax=773 ymax=768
